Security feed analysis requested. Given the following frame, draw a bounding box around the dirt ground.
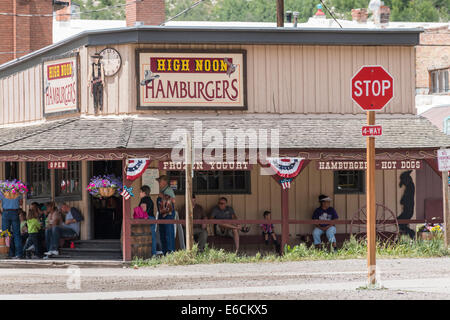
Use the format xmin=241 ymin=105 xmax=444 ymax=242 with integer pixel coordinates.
xmin=0 ymin=257 xmax=448 ymax=300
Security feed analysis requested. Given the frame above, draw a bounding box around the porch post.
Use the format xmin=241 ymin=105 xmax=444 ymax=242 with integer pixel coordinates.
xmin=122 ymin=158 xmax=132 ymax=261
xmin=281 ymin=188 xmax=289 ymax=253
xmin=442 ymin=170 xmax=449 ymax=249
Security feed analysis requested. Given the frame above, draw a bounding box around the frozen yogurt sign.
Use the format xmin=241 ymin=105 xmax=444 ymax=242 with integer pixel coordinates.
xmin=137 ymin=50 xmax=247 ymax=109
xmin=43 ymin=54 xmax=78 ymax=116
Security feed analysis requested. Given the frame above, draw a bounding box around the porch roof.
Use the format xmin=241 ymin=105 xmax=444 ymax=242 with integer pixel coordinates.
xmin=0 ymin=114 xmax=448 ymax=151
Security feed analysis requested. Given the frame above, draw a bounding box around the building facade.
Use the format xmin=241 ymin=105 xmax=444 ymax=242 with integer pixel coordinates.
xmin=0 ymin=26 xmax=448 ymax=260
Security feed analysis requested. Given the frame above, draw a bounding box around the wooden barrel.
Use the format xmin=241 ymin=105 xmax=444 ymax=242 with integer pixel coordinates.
xmin=130 ymin=224 xmax=152 ymax=259
xmin=0 ymin=237 xmax=9 ymax=257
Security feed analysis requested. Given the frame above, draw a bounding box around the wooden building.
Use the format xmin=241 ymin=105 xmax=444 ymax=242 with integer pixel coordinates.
xmin=0 ymin=27 xmax=448 ymax=260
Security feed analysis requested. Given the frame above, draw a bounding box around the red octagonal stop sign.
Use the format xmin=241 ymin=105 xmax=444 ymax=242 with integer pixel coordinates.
xmin=351 ymin=65 xmax=394 ymax=111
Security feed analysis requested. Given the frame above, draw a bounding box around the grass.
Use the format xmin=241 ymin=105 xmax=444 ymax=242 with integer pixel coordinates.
xmin=132 ymin=235 xmax=450 ymax=267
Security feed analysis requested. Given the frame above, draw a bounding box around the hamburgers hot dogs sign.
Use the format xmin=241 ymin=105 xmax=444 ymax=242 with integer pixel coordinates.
xmin=137 ymin=50 xmax=247 ymax=109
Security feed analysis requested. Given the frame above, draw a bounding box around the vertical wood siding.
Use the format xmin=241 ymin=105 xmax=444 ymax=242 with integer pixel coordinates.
xmin=0 ymin=44 xmax=415 ymax=124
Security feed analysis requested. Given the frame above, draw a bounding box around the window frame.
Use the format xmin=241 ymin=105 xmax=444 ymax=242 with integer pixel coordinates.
xmin=26 ymin=162 xmax=52 ymax=203
xmin=334 ymin=170 xmax=365 ymax=194
xmin=167 ymin=170 xmax=252 ymax=195
xmin=429 ymin=68 xmax=449 ymax=94
xmin=4 ymin=162 xmax=19 ymax=181
xmin=54 ymin=161 xmax=82 ymax=202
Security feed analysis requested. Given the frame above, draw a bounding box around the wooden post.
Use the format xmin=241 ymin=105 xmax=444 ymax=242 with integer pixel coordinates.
xmin=185 ymin=133 xmax=194 ymax=251
xmin=366 ymin=111 xmax=376 ymax=285
xmin=276 ymin=0 xmax=284 ymax=27
xmin=442 ymin=169 xmax=449 ymax=249
xmin=281 ymin=188 xmax=289 ymax=253
xmin=122 ymin=158 xmax=132 ymax=261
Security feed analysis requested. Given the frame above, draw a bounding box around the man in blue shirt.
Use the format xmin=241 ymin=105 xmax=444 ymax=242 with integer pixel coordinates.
xmin=312 ymin=194 xmax=338 ymax=252
xmin=0 ymin=193 xmax=24 ymax=258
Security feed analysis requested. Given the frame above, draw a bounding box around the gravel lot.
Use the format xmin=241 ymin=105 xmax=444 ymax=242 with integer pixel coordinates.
xmin=0 ymin=257 xmax=448 ymax=299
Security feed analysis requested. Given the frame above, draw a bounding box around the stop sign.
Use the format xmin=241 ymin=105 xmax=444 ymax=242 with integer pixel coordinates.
xmin=351 ymin=65 xmax=394 ymax=111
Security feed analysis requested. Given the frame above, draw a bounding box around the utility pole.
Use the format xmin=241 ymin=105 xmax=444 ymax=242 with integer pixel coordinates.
xmin=277 ymin=0 xmax=284 ymax=27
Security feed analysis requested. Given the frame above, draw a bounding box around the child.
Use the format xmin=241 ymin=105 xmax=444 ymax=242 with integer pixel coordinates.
xmin=260 ymin=211 xmax=281 ymax=254
xmin=23 ymin=206 xmax=42 ymax=259
xmin=19 ymin=210 xmax=28 ymax=246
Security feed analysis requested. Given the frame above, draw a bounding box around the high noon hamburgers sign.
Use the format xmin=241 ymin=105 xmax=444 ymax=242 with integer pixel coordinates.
xmin=137 ymin=50 xmax=247 ymax=110
xmin=42 ymin=53 xmax=79 ymax=116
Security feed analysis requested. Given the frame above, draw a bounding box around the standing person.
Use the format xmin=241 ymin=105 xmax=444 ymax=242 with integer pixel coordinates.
xmin=23 ymin=206 xmax=42 ymax=259
xmin=260 ymin=210 xmax=281 ymax=253
xmin=312 ymin=195 xmax=339 ymax=252
xmin=19 ymin=210 xmax=28 ymax=246
xmin=180 ymin=194 xmax=208 ymax=252
xmin=0 ymin=192 xmax=24 ymax=259
xmin=156 ymin=175 xmax=176 ymax=255
xmin=139 ymin=185 xmax=160 ymax=257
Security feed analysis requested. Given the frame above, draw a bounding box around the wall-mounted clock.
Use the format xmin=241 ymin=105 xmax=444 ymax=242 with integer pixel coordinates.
xmin=99 ymin=47 xmax=122 ymax=77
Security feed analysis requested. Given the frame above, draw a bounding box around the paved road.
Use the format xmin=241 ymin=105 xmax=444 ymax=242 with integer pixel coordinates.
xmin=0 ymin=257 xmax=449 ymax=299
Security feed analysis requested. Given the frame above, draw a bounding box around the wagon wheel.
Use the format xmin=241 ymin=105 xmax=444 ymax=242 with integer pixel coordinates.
xmin=349 ymin=204 xmax=399 ymax=242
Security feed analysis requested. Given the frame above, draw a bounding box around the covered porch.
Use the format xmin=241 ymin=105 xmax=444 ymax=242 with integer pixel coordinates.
xmin=0 ymin=113 xmax=448 ymax=260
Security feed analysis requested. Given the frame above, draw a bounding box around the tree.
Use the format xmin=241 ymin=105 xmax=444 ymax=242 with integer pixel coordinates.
xmin=78 ymin=0 xmax=126 ymax=20
xmin=77 ymin=0 xmax=449 ymax=23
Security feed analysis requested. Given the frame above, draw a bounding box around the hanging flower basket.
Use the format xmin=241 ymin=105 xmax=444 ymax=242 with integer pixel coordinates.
xmin=0 ymin=180 xmax=28 ymax=199
xmin=0 ymin=230 xmax=11 ymax=257
xmin=86 ymin=174 xmax=122 ymax=199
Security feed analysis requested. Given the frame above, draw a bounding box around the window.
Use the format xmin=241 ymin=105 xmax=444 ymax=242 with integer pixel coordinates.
xmin=4 ymin=162 xmax=19 ymax=180
xmin=430 ymin=68 xmax=449 ymax=94
xmin=167 ymin=171 xmax=251 ymax=195
xmin=334 ymin=170 xmax=365 ymax=194
xmin=26 ymin=162 xmax=51 ymax=200
xmin=55 ymin=161 xmax=81 ymax=199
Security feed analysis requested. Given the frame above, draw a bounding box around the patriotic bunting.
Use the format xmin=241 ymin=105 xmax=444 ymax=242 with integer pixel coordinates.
xmin=267 ymin=158 xmax=307 ymax=189
xmin=126 ymin=158 xmax=150 ymax=181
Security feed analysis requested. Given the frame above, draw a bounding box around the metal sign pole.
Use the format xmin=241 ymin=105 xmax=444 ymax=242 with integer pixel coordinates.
xmin=367 ymin=111 xmax=377 ymax=285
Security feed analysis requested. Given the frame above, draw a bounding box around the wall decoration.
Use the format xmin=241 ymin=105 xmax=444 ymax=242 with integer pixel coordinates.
xmin=120 ymin=186 xmax=134 ymax=200
xmin=99 ymin=48 xmax=122 ymax=77
xmin=142 ymin=168 xmax=160 ymax=195
xmin=398 ymin=170 xmax=416 ymax=238
xmin=42 ymin=53 xmax=79 ymax=117
xmin=137 ymin=50 xmax=247 ymax=110
xmin=267 ymin=158 xmax=307 ymax=189
xmin=126 ymin=159 xmax=150 ymax=181
xmin=89 ymin=52 xmax=104 ymax=113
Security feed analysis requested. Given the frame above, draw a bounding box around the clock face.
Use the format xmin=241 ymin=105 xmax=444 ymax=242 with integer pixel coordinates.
xmin=99 ymin=48 xmax=122 ymax=77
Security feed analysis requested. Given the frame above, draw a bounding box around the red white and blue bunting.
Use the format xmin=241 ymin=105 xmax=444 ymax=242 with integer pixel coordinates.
xmin=126 ymin=158 xmax=150 ymax=181
xmin=267 ymin=158 xmax=307 ymax=189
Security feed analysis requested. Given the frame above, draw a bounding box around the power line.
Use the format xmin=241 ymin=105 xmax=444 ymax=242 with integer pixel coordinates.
xmin=0 ymin=0 xmax=139 ymax=18
xmin=319 ymin=0 xmax=343 ymax=28
xmin=161 ymin=0 xmax=205 ymax=26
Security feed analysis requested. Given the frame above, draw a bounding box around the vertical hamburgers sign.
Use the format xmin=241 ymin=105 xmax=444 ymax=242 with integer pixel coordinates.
xmin=42 ymin=53 xmax=79 ymax=116
xmin=137 ymin=50 xmax=247 ymax=110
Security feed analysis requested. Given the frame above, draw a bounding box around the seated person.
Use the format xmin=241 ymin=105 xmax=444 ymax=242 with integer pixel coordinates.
xmin=44 ymin=203 xmax=81 ymax=257
xmin=210 ymin=197 xmax=242 ymax=253
xmin=180 ymin=194 xmax=208 ymax=252
xmin=312 ymin=195 xmax=338 ymax=252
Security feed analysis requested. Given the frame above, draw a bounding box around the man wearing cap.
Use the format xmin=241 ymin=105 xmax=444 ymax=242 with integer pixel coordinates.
xmin=312 ymin=194 xmax=338 ymax=251
xmin=155 ymin=175 xmax=176 ymax=254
